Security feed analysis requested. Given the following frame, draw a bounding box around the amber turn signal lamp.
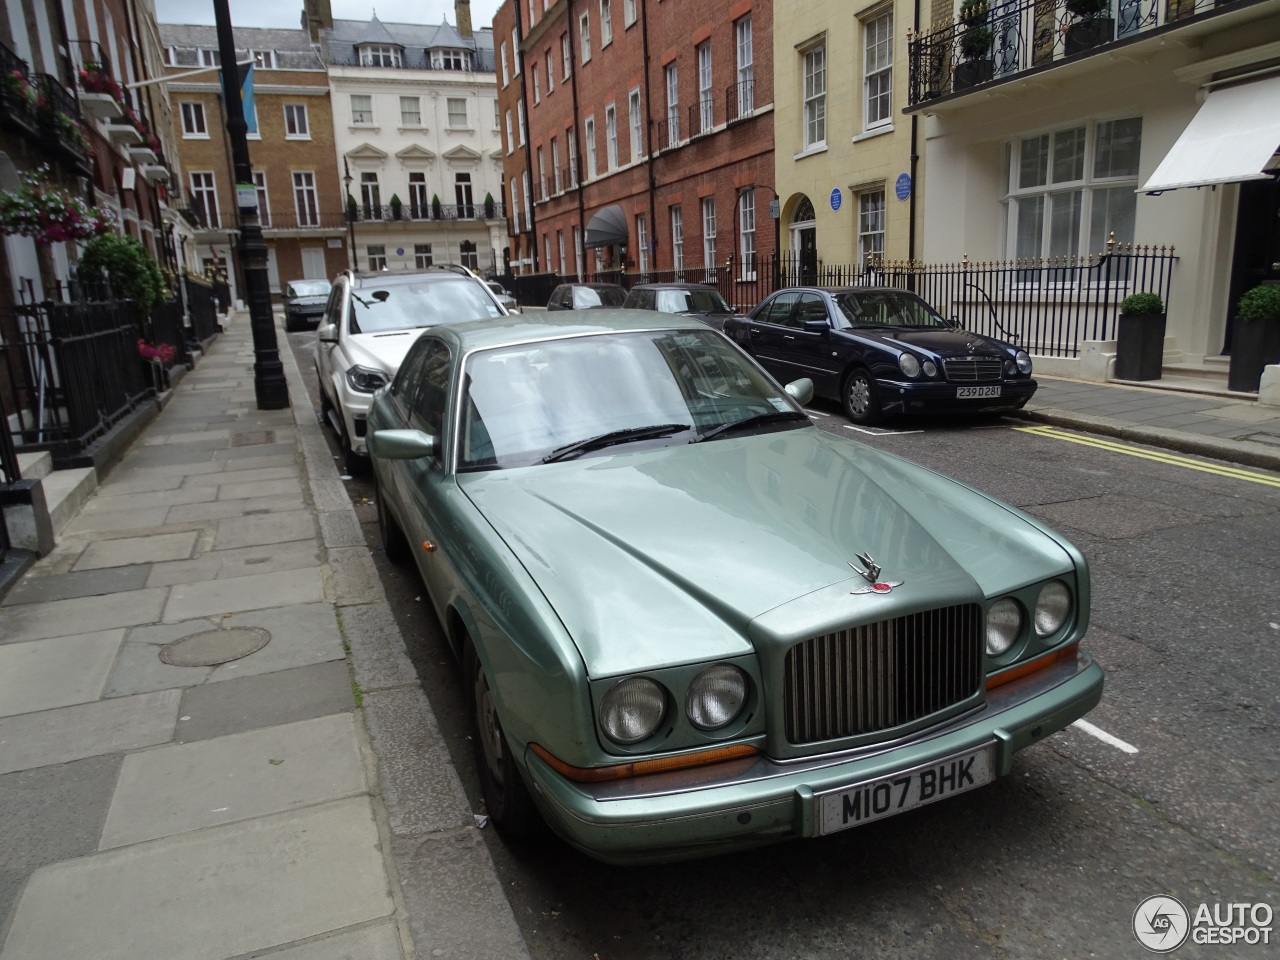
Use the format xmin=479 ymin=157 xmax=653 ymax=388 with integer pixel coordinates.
xmin=421 ymin=540 xmax=436 ymax=552
xmin=530 ymin=742 xmax=759 ymax=783
xmin=986 ymin=642 xmax=1078 ymax=691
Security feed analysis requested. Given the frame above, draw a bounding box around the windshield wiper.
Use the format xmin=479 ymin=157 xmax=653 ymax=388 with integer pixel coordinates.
xmin=542 ymin=423 xmax=693 ymax=463
xmin=694 ymin=410 xmax=810 ymax=443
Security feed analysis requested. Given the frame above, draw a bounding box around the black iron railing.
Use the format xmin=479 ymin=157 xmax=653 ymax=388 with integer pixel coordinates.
xmin=689 ymin=99 xmax=716 ymax=138
xmin=909 ymin=0 xmax=1241 ymax=105
xmin=656 ymin=116 xmax=681 ymax=151
xmin=725 ymin=80 xmax=755 ymax=125
xmin=349 ymin=203 xmax=503 ymax=222
xmin=571 ymin=242 xmax=1177 ymax=358
xmin=184 ymin=276 xmax=222 ymax=345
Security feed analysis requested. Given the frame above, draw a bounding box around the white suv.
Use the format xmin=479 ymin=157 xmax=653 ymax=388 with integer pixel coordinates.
xmin=314 ymin=268 xmax=507 ymax=471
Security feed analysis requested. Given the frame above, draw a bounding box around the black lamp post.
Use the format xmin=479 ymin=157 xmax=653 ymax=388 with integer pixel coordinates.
xmin=213 ymin=0 xmax=288 ymax=409
xmin=343 ymin=158 xmax=357 ymax=272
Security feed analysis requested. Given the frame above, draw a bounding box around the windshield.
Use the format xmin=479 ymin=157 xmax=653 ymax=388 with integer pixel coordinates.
xmin=574 ymin=286 xmax=627 ymax=308
xmin=655 ymin=288 xmax=732 ymax=315
xmin=458 ymin=329 xmax=805 ymax=470
xmin=288 ymin=280 xmax=330 ymax=298
xmin=833 ymin=290 xmax=950 ymax=329
xmin=347 ymin=278 xmax=502 ymax=334
xmin=487 ymin=282 xmax=508 ymax=296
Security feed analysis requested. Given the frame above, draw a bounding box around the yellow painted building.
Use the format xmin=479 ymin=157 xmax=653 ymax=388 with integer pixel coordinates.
xmin=773 ymin=0 xmax=923 ymax=272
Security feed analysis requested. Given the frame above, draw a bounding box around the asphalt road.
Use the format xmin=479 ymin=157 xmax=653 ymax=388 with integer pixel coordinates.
xmin=290 ymin=328 xmax=1280 ymax=960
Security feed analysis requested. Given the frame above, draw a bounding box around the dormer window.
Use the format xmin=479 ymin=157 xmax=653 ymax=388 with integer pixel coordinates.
xmin=359 ymin=44 xmax=401 ymax=67
xmin=431 ymin=48 xmax=469 ymax=70
xmin=251 ymin=50 xmax=276 ymax=69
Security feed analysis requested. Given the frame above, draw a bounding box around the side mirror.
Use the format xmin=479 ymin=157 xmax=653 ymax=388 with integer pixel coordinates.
xmin=802 ymin=319 xmax=831 ymax=335
xmin=951 ymin=315 xmax=965 ymax=330
xmin=368 ymin=429 xmax=439 ymax=460
xmin=784 ymin=378 xmax=814 ymax=405
xmin=317 ymin=323 xmax=338 ymax=344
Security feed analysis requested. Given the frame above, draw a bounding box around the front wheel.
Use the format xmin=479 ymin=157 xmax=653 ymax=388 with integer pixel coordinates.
xmin=468 ymin=647 xmax=544 ymax=840
xmin=842 ymin=368 xmax=881 ymax=425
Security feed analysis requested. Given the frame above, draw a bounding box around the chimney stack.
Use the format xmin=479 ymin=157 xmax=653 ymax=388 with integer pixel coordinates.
xmin=456 ymin=0 xmax=473 ymax=38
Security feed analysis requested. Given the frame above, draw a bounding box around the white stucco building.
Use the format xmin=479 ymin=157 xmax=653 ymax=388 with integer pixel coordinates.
xmin=305 ymin=0 xmax=507 ymax=275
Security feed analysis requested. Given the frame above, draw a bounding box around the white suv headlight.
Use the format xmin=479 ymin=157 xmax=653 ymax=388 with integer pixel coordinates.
xmin=346 ymin=365 xmax=388 ymax=393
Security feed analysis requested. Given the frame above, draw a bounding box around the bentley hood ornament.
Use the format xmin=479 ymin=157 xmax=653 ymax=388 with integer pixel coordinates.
xmin=849 ymin=553 xmax=904 ymax=595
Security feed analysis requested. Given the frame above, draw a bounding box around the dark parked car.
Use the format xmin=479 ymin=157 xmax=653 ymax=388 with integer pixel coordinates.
xmin=622 ymin=282 xmax=737 ymax=329
xmin=282 ymin=279 xmax=332 ymax=332
xmin=724 ymin=286 xmax=1037 ymax=425
xmin=546 ymin=282 xmax=628 ymax=311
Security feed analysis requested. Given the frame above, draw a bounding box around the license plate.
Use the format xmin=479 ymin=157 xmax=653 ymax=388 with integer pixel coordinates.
xmin=816 ymin=745 xmax=995 ymax=835
xmin=956 ymin=385 xmax=1001 ymax=399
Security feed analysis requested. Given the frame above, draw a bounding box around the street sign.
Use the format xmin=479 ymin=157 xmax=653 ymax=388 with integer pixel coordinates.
xmin=769 ymin=199 xmax=780 ymax=219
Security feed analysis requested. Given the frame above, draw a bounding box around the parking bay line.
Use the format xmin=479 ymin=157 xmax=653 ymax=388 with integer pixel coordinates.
xmin=1071 ymin=718 xmax=1139 ymax=754
xmin=1015 ymin=425 xmax=1280 ymax=488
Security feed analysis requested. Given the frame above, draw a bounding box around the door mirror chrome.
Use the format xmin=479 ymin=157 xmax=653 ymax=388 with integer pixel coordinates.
xmin=368 ymin=429 xmax=439 ymax=460
xmin=317 ymin=323 xmax=338 ymax=344
xmin=784 ymin=378 xmax=815 ymax=405
xmin=802 ymin=319 xmax=831 ymax=335
xmin=950 ymin=315 xmax=965 ymax=330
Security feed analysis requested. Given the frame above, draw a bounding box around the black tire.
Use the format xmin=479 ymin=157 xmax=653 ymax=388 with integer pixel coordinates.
xmin=842 ymin=368 xmax=881 ymax=425
xmin=468 ymin=646 xmax=544 ymax=840
xmin=375 ymin=475 xmax=410 ymax=565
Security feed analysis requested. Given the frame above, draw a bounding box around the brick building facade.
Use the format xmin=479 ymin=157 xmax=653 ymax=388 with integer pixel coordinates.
xmin=497 ymin=0 xmax=775 ymax=302
xmin=160 ymin=24 xmax=349 ymax=304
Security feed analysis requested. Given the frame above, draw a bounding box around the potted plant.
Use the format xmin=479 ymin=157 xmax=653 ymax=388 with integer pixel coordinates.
xmin=1114 ymin=292 xmax=1165 ymax=381
xmin=431 ymin=194 xmax=443 ymax=220
xmin=483 ymin=192 xmax=496 ymax=219
xmin=1227 ymin=283 xmax=1280 ymax=393
xmin=389 ymin=193 xmax=403 ymax=220
xmin=954 ymin=0 xmax=993 ymax=91
xmin=1064 ymin=0 xmax=1114 ymax=56
xmin=77 ymin=232 xmax=168 ymax=315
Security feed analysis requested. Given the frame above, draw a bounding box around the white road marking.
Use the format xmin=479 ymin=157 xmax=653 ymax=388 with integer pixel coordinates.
xmin=842 ymin=424 xmax=925 ymax=436
xmin=1071 ymin=719 xmax=1138 ymax=754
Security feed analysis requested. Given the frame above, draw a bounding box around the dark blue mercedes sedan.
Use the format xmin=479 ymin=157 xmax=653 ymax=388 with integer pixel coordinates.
xmin=723 ymin=286 xmax=1036 ymax=425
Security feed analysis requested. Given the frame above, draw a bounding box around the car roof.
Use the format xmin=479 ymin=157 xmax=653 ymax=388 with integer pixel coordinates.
xmin=423 ymin=308 xmax=707 ymax=353
xmin=558 ymin=281 xmax=625 ymax=290
xmin=766 ymin=285 xmax=913 ymax=296
xmin=346 ymin=268 xmax=479 ymax=287
xmin=629 ymin=282 xmax=718 ymax=291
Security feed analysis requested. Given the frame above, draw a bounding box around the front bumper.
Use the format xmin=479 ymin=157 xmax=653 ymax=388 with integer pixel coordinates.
xmin=877 ymin=377 xmax=1037 ymax=416
xmin=336 ymin=376 xmax=376 ymax=455
xmin=523 ymin=650 xmax=1102 ymax=865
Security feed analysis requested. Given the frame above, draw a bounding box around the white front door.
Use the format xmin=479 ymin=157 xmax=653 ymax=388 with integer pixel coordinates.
xmin=266 ymin=247 xmax=280 ymax=292
xmin=301 ymin=247 xmax=326 ymax=280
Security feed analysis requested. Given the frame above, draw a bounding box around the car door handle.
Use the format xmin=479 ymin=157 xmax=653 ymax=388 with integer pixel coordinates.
xmin=784 ymin=335 xmax=796 ymax=340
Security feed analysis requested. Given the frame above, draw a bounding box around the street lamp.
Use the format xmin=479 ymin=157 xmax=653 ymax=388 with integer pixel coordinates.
xmin=343 ymin=157 xmax=357 ymax=272
xmin=212 ymin=0 xmax=288 ymax=409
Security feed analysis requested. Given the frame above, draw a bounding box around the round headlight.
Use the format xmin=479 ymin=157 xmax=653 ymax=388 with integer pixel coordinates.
xmin=686 ymin=664 xmax=748 ymax=730
xmin=898 ymin=353 xmax=921 ymax=378
xmin=1016 ymin=350 xmax=1033 ymax=374
xmin=1034 ymin=580 xmax=1072 ymax=637
xmin=922 ymin=360 xmax=937 ymax=378
xmin=600 ymin=677 xmax=666 ymax=744
xmin=986 ymin=598 xmax=1023 ymax=656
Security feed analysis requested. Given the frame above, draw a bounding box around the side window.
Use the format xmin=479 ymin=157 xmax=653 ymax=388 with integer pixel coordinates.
xmin=408 ymin=340 xmax=453 ymax=441
xmin=796 ymin=293 xmax=828 ymax=326
xmin=763 ymin=292 xmax=799 ymax=325
xmin=388 ymin=337 xmax=430 ymax=413
xmin=639 ymin=289 xmax=655 ymax=309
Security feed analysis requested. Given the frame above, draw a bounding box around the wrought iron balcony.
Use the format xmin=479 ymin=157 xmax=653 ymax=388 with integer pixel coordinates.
xmin=908 ymin=0 xmax=1247 ymax=106
xmin=689 ymin=99 xmax=716 ymax=138
xmin=725 ymin=80 xmax=756 ymax=125
xmin=656 ymin=115 xmax=682 ymax=152
xmin=348 ymin=203 xmax=504 ymax=223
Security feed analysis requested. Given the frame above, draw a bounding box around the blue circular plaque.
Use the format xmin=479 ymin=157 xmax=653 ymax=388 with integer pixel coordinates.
xmin=396 ymin=247 xmax=405 ymax=256
xmin=830 ymin=188 xmax=842 ymax=212
xmin=895 ymin=173 xmax=912 ymax=201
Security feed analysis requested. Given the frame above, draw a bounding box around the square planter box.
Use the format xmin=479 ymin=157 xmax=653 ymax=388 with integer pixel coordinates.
xmin=79 ymin=91 xmax=122 ymax=120
xmin=1115 ymin=312 xmax=1166 ymax=381
xmin=1227 ymin=318 xmax=1280 ymax=392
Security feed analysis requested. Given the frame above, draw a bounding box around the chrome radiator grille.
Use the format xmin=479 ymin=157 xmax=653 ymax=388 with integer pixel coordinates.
xmin=783 ymin=604 xmax=983 ymax=745
xmin=943 ymin=358 xmax=1003 ymax=382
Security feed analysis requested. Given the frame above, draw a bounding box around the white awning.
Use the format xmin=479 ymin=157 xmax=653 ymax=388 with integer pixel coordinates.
xmin=1141 ymin=75 xmax=1280 ymax=194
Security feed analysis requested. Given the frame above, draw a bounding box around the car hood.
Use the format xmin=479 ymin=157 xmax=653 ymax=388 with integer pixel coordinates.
xmin=459 ymin=429 xmax=1074 ymax=677
xmin=872 ymin=328 xmax=1012 ymax=357
xmin=343 ymin=328 xmax=426 ymax=373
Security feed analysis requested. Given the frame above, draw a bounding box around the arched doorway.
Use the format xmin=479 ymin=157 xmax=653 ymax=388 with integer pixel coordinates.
xmin=788 ymin=196 xmax=817 ymax=285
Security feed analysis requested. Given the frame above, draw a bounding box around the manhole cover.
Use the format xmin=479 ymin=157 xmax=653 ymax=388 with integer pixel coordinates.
xmin=231 ymin=430 xmax=275 ymax=447
xmin=160 ymin=627 xmax=271 ymax=666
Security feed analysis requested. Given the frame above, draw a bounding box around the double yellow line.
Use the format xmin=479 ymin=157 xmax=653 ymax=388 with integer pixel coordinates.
xmin=1014 ymin=425 xmax=1280 ymax=488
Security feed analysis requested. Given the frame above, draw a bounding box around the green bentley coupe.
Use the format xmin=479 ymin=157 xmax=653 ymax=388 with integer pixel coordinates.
xmin=366 ymin=310 xmax=1104 ymax=864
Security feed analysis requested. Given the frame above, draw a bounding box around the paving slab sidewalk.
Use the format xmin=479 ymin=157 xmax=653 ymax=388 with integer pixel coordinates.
xmin=0 ymin=312 xmax=529 ymax=960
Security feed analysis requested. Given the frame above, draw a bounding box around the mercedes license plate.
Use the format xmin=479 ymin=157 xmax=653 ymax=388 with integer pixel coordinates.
xmin=816 ymin=745 xmax=995 ymax=836
xmin=956 ymin=385 xmax=1001 ymax=399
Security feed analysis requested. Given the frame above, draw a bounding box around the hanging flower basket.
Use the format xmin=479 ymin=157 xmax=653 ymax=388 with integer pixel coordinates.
xmin=0 ymin=165 xmax=115 ymax=245
xmin=78 ymin=62 xmax=123 ymax=100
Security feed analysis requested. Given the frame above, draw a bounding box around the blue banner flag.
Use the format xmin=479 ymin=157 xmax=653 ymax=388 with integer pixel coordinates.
xmin=239 ymin=63 xmax=256 ymax=135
